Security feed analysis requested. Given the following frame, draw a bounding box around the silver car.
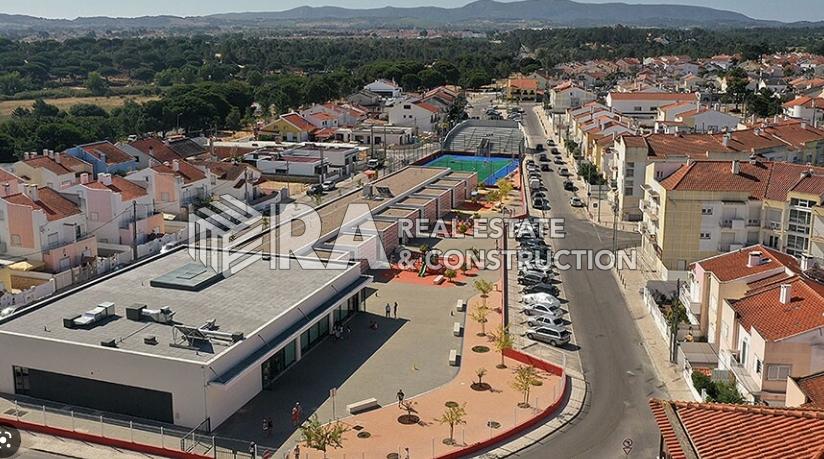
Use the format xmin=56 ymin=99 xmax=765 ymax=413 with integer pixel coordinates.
xmin=526 ymin=315 xmax=566 ymax=328
xmin=525 ymin=325 xmax=571 ymax=347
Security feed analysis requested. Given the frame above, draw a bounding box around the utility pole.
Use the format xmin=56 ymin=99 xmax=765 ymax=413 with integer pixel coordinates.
xmin=612 ymin=200 xmax=619 ymax=262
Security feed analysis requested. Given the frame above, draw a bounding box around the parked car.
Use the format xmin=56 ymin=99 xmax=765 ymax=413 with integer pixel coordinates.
xmin=541 ymin=164 xmax=550 ymax=172
xmin=539 ymin=155 xmax=549 ymax=162
xmin=321 ymin=180 xmax=336 ymax=191
xmin=525 ymin=325 xmax=571 ymax=347
xmin=535 ymin=144 xmax=544 ymax=152
xmin=532 ymin=199 xmax=550 ymax=210
xmin=521 ymin=283 xmax=560 ymax=296
xmin=518 ymin=271 xmax=546 ymax=285
xmin=522 ymin=302 xmax=564 ymax=317
xmin=527 ymin=315 xmax=566 ymax=328
xmin=367 ymin=158 xmax=382 ymax=169
xmin=563 ymin=180 xmax=575 ymax=191
xmin=569 ymin=196 xmax=584 ymax=207
xmin=554 ymin=157 xmax=565 ymax=164
xmin=559 ymin=168 xmax=570 ymax=176
xmin=308 ymin=184 xmax=323 ymax=195
xmin=521 ymin=292 xmax=561 ymax=308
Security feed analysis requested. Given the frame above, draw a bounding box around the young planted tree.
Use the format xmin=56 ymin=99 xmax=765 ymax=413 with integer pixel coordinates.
xmin=511 ymin=365 xmax=540 ymax=408
xmin=444 ymin=268 xmax=458 ymax=283
xmin=496 ymin=178 xmax=514 ymax=206
xmin=299 ymin=415 xmax=350 ymax=455
xmin=491 ymin=325 xmax=514 ymax=369
xmin=474 ymin=279 xmax=494 ymax=307
xmin=470 ymin=304 xmax=490 ymax=336
xmin=435 ymin=403 xmax=467 ymax=445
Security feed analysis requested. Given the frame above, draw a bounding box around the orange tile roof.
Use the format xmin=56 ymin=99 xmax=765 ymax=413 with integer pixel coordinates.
xmin=81 ymin=141 xmax=134 ymax=165
xmin=0 ymin=168 xmax=22 ymax=185
xmin=731 ymin=276 xmax=824 ymax=341
xmin=645 ymin=133 xmax=735 ymax=158
xmin=783 ymin=96 xmax=824 ymax=109
xmin=508 ymin=78 xmax=538 ymax=90
xmin=129 ymin=138 xmax=182 ymax=163
xmin=23 ymin=155 xmax=72 ymax=175
xmin=659 ymin=160 xmax=824 ymax=201
xmin=620 ymin=135 xmax=648 ymax=148
xmin=650 ymin=399 xmax=824 ymax=459
xmin=151 ymin=160 xmax=207 ymax=184
xmin=281 ymin=113 xmax=316 ymax=132
xmin=697 ymin=244 xmax=799 ymax=282
xmin=609 ymin=91 xmax=697 ymax=101
xmin=794 ymin=371 xmax=824 ymax=409
xmin=85 ymin=176 xmax=148 ymax=202
xmin=3 ymin=187 xmax=81 ymax=221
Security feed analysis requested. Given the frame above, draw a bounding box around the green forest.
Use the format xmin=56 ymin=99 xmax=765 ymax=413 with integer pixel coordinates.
xmin=0 ymin=26 xmax=823 ymax=161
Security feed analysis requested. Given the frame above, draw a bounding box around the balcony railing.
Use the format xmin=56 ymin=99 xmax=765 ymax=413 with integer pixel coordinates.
xmin=719 ymin=349 xmax=761 ymax=398
xmin=763 ymin=221 xmax=782 ymax=231
xmin=42 ymin=234 xmax=94 ymax=253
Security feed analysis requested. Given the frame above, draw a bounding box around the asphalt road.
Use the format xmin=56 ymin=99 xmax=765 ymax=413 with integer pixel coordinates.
xmin=515 ymin=105 xmax=666 ymax=458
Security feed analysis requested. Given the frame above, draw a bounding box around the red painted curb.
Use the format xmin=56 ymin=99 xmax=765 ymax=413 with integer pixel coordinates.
xmin=0 ymin=418 xmax=210 ymax=459
xmin=435 ymin=349 xmax=567 ymax=459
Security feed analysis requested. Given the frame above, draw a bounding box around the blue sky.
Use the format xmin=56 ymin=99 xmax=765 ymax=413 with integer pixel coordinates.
xmin=0 ymin=0 xmax=821 ymax=22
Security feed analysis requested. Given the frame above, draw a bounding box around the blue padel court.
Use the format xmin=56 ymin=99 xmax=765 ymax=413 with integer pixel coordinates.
xmin=425 ymin=154 xmax=519 ymax=185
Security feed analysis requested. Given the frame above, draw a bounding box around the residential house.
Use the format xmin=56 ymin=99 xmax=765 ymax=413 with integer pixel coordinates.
xmin=193 ymin=161 xmax=264 ymax=203
xmin=363 ymin=79 xmax=403 ymax=99
xmin=656 ymin=101 xmax=700 ymax=122
xmin=639 ymin=160 xmax=824 ymax=279
xmin=674 ymin=108 xmax=741 ymax=133
xmin=504 ymin=78 xmax=539 ymax=101
xmin=717 ymin=266 xmax=824 ymax=404
xmin=166 ymin=137 xmax=207 ymax=158
xmin=0 ymin=169 xmax=23 ymax=197
xmin=12 ymin=152 xmax=92 ymax=190
xmin=118 ymin=138 xmax=183 ymax=169
xmin=685 ymin=245 xmax=800 ymax=348
xmin=549 ymin=81 xmax=597 ymax=113
xmin=347 ymin=90 xmax=383 ymax=109
xmin=65 ymin=141 xmax=137 ymax=176
xmin=649 ymin=399 xmax=824 ymax=458
xmin=0 ymin=184 xmax=97 ymax=274
xmin=126 ymin=159 xmax=211 ymax=220
xmin=260 ymin=113 xmax=316 ymax=142
xmin=63 ymin=173 xmax=163 ymax=247
xmin=334 ymin=124 xmax=414 ymax=146
xmin=606 ymin=92 xmax=699 ymax=125
xmin=386 ymin=98 xmax=441 ymax=133
xmin=783 ymin=96 xmax=824 ymax=126
xmin=617 ymin=121 xmax=824 ymax=222
xmin=786 ymin=370 xmax=824 ymax=408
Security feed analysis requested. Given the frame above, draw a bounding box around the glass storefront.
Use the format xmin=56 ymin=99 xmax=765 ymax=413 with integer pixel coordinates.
xmin=261 ymin=339 xmax=297 ymax=389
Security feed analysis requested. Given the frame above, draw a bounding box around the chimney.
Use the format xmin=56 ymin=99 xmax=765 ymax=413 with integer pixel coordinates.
xmin=99 ymin=173 xmax=112 ymax=186
xmin=80 ymin=173 xmax=90 ymax=185
xmin=747 ymin=251 xmax=762 ymax=268
xmin=172 ymin=159 xmax=180 ymax=172
xmin=731 ymin=160 xmax=740 ymax=175
xmin=722 ymin=132 xmax=731 ymax=147
xmin=148 ymin=146 xmax=154 ymax=158
xmin=54 ymin=153 xmax=61 ymax=164
xmin=801 ymin=253 xmax=812 ymax=272
xmin=23 ymin=152 xmax=30 ymax=160
xmin=42 ymin=148 xmax=48 ymax=157
xmin=779 ymin=283 xmax=792 ymax=304
xmin=23 ymin=184 xmax=38 ymax=202
xmin=801 ymin=121 xmax=807 ymax=129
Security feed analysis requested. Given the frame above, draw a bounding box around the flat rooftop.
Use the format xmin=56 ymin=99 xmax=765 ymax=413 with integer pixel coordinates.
xmin=265 ymin=166 xmax=447 ymax=244
xmin=0 ymin=249 xmax=359 ymax=363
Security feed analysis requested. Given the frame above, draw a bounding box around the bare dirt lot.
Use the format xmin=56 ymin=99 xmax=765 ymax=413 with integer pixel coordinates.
xmin=0 ymin=95 xmax=159 ymax=120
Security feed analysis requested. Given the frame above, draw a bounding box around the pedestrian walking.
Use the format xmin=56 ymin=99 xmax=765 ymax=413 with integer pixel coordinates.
xmin=291 ymin=402 xmax=301 ymax=427
xmin=293 ymin=443 xmax=301 ymax=459
xmin=262 ymin=417 xmax=269 ymax=436
xmin=385 ymin=303 xmax=391 ymax=317
xmin=266 ymin=417 xmax=273 ymax=436
xmin=393 ymin=301 xmax=398 ymax=318
xmin=404 ymin=447 xmax=410 ymax=459
xmin=397 ymin=389 xmax=405 ymax=407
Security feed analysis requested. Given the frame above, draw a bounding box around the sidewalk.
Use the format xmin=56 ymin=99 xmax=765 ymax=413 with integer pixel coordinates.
xmin=612 ymin=256 xmax=695 ymax=401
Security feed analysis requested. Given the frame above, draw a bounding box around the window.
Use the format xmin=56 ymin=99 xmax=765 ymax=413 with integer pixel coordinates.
xmin=701 ymin=207 xmax=713 ymax=215
xmin=700 ymin=232 xmax=711 ymax=240
xmin=633 ymin=106 xmax=642 ymax=111
xmin=767 ymin=364 xmax=791 ymax=381
xmin=755 ymin=359 xmax=762 ymax=374
xmin=624 ymin=186 xmax=633 ymax=196
xmin=10 ymin=234 xmax=21 ymax=246
xmin=160 ymin=192 xmax=171 ymax=202
xmin=89 ymin=212 xmax=99 ymax=222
